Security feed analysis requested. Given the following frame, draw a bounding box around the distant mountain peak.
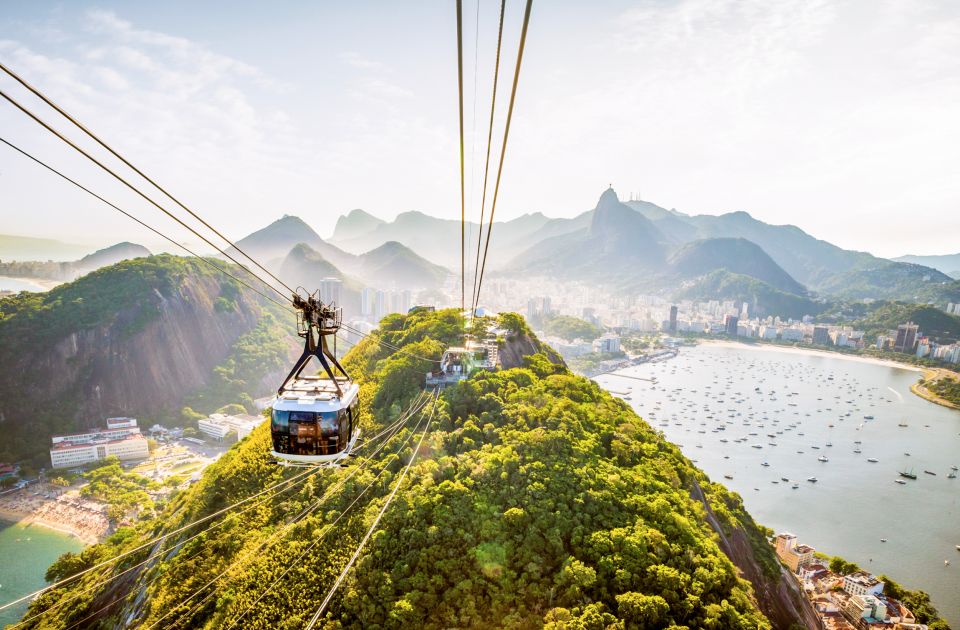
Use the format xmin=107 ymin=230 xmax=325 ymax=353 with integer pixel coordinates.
xmin=346 ymin=208 xmax=380 ymax=220
xmin=232 ymin=216 xmax=357 ymax=272
xmin=276 ymin=214 xmax=311 ymax=227
xmin=76 ymin=242 xmax=151 ymax=271
xmin=288 ymin=242 xmax=324 ymax=259
xmin=357 ymin=239 xmax=449 ymax=289
xmin=720 ymin=210 xmax=754 ymax=221
xmin=589 ymin=188 xmax=657 ymax=238
xmin=369 ymin=240 xmax=409 ymax=254
xmin=596 ymin=186 xmax=621 ymax=210
xmin=668 ymin=237 xmax=807 ymax=295
xmin=332 ymin=208 xmax=386 ymax=243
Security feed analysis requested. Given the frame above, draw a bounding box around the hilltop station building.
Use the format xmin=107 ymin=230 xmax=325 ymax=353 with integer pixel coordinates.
xmin=49 ymin=417 xmax=149 ymax=469
xmin=197 ymin=413 xmax=264 ymax=441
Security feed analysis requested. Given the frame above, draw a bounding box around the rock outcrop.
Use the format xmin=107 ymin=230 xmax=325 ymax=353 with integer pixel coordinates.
xmin=0 ymin=256 xmax=273 ymax=461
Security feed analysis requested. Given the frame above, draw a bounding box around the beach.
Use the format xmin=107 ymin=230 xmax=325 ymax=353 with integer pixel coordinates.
xmin=0 ymin=488 xmax=108 ymax=546
xmin=700 ymin=339 xmax=924 ymax=372
xmin=0 ymin=276 xmax=62 ymax=292
xmin=911 ymin=368 xmax=960 ymax=410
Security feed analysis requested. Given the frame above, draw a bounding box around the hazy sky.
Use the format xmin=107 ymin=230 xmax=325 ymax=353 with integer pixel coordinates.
xmin=1 ymin=0 xmax=958 ymax=258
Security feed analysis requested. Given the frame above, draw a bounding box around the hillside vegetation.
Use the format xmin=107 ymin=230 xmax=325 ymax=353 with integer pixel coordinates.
xmin=668 ymin=238 xmax=806 ymax=296
xmin=23 ymin=309 xmax=802 ymax=629
xmin=822 ymin=302 xmax=960 ymax=343
xmin=674 ymin=270 xmax=824 ymax=320
xmin=0 ymin=255 xmax=287 ymax=465
xmin=540 ymin=314 xmax=603 ymax=341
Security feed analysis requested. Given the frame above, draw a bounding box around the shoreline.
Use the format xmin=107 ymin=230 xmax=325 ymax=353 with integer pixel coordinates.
xmin=697 ymin=339 xmax=924 ymax=372
xmin=689 ymin=340 xmax=960 ymax=412
xmin=910 ymin=369 xmax=960 ymax=411
xmin=0 ymin=509 xmax=99 ymax=546
xmin=0 ymin=275 xmax=62 ymax=291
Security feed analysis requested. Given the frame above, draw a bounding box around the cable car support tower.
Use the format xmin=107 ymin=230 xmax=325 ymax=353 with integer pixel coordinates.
xmin=278 ymin=292 xmax=350 ymax=397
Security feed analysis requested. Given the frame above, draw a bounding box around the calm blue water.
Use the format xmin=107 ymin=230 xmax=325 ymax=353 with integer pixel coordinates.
xmin=598 ymin=343 xmax=960 ymax=626
xmin=0 ymin=276 xmax=46 ymax=292
xmin=0 ymin=520 xmax=84 ymax=626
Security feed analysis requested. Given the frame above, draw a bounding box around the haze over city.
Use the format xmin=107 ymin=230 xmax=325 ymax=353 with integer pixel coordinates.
xmin=2 ymin=0 xmax=959 ymax=258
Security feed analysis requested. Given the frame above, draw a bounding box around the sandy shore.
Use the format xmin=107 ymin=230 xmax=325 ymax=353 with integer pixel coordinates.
xmin=0 ymin=510 xmax=99 ymax=546
xmin=698 ymin=339 xmax=924 ymax=372
xmin=911 ymin=369 xmax=960 ymax=411
xmin=0 ymin=490 xmax=108 ymax=546
xmin=0 ymin=276 xmax=62 ymax=291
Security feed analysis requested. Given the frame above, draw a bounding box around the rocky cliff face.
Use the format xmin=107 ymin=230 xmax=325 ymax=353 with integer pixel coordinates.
xmin=0 ymin=257 xmax=271 ymax=462
xmin=66 ymin=275 xmax=260 ymax=418
xmin=690 ymin=480 xmax=820 ymax=630
xmin=497 ymin=329 xmax=566 ymax=370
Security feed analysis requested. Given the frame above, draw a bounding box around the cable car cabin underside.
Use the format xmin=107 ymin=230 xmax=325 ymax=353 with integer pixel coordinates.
xmin=271 ymin=376 xmax=361 ymax=466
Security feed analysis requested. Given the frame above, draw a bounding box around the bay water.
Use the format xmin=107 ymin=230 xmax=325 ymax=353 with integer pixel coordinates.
xmin=597 ymin=342 xmax=960 ymax=625
xmin=0 ymin=519 xmax=84 ymax=626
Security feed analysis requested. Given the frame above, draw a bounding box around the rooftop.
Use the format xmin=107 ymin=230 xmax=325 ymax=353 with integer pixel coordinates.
xmin=51 ymin=432 xmax=147 ymax=452
xmin=276 ymin=377 xmax=360 ymax=412
xmin=52 ymin=424 xmax=142 ymax=440
xmin=846 ymin=571 xmax=882 ymax=587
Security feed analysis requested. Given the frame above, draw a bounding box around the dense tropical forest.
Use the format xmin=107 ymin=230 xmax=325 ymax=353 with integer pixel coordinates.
xmin=24 ymin=308 xmax=796 ymax=629
xmin=0 ymin=255 xmax=288 ymax=467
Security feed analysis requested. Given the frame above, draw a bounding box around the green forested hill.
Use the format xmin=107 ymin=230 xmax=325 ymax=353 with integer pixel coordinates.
xmin=822 ymin=302 xmax=960 ymax=343
xmin=0 ymin=255 xmax=291 ymax=465
xmin=674 ymin=269 xmax=825 ymax=320
xmin=668 ymin=238 xmax=807 ymax=295
xmin=21 ymin=309 xmax=805 ymax=629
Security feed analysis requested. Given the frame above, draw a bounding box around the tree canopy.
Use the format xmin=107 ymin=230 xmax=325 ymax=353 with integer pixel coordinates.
xmin=20 ymin=310 xmax=823 ymax=629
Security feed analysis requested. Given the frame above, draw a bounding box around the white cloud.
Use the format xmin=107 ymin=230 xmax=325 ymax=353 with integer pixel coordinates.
xmin=1 ymin=3 xmax=958 ymax=257
xmin=338 ymin=51 xmax=386 ymax=71
xmin=0 ymin=9 xmax=315 ymax=244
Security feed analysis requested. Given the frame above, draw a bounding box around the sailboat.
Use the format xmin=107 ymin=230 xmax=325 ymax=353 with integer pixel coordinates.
xmin=899 ymin=468 xmax=917 ymax=480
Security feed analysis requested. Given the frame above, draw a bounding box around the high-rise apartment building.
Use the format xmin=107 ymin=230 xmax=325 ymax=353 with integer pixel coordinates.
xmin=319 ymin=277 xmax=342 ymax=306
xmin=894 ymin=322 xmax=919 ymax=353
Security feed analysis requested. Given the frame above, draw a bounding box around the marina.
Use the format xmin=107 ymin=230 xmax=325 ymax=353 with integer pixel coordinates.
xmin=597 ymin=342 xmax=960 ymax=626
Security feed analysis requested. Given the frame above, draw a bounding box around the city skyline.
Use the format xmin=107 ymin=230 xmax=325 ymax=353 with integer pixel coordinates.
xmin=1 ymin=1 xmax=959 ymax=259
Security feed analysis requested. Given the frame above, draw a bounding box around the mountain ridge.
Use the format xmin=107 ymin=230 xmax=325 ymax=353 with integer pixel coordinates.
xmin=228 ymin=215 xmax=357 ymax=272
xmin=668 ymin=237 xmax=807 ymax=295
xmin=893 ymin=252 xmax=960 ymax=277
xmin=0 ymin=241 xmax=152 ymax=284
xmin=313 ymin=187 xmax=950 ymax=305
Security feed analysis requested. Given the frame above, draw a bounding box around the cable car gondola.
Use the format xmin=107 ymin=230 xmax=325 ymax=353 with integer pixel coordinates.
xmin=271 ymin=293 xmax=360 ymax=465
